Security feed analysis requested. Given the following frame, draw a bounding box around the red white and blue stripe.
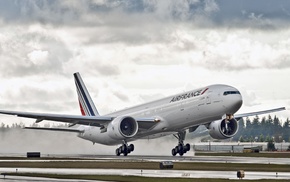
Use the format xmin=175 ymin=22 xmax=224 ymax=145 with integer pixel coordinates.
xmin=74 ymin=72 xmax=99 ymax=116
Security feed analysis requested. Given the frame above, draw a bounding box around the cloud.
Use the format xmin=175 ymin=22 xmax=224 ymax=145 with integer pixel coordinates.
xmin=0 ymin=0 xmax=288 ymax=30
xmin=0 ymin=80 xmax=76 ymax=112
xmin=0 ymin=0 xmax=289 ymax=123
xmin=27 ymin=50 xmax=48 ymax=65
xmin=0 ymin=25 xmax=72 ymax=78
xmin=239 ymin=87 xmax=260 ymax=107
xmin=187 ymin=31 xmax=290 ymax=71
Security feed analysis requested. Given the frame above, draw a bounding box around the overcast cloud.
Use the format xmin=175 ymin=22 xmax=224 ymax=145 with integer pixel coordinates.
xmin=0 ymin=0 xmax=289 ymax=125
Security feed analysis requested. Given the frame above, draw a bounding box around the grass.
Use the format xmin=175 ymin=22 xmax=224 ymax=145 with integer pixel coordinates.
xmin=3 ymin=173 xmax=290 ymax=182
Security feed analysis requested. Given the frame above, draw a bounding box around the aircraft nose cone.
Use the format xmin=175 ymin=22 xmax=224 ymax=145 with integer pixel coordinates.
xmin=234 ymin=99 xmax=243 ymax=111
xmin=224 ymin=94 xmax=243 ymax=114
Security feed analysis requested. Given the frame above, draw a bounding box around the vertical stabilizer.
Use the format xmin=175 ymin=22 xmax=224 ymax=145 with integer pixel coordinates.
xmin=74 ymin=72 xmax=99 ymax=116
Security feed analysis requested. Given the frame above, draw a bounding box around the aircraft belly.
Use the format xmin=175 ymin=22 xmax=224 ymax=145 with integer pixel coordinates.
xmin=78 ymin=127 xmax=120 ymax=145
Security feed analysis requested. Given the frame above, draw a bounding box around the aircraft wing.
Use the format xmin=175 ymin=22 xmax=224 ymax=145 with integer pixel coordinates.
xmin=0 ymin=110 xmax=159 ymax=130
xmin=0 ymin=110 xmax=113 ymax=127
xmin=234 ymin=107 xmax=286 ymax=120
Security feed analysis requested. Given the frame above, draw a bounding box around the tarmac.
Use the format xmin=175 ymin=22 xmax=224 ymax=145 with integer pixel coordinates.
xmin=2 ymin=153 xmax=289 ymax=164
xmin=1 ymin=154 xmax=290 ymax=181
xmin=1 ymin=167 xmax=290 ymax=180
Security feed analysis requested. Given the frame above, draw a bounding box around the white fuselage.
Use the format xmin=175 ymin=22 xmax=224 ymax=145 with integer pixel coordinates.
xmin=78 ymin=84 xmax=243 ymax=145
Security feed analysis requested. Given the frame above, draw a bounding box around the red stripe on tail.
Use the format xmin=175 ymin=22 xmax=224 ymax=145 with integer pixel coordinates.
xmin=79 ymin=101 xmax=86 ymax=116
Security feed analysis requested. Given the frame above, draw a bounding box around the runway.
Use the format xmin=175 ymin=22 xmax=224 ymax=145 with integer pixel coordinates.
xmin=2 ymin=153 xmax=290 ymax=165
xmin=1 ymin=168 xmax=290 ymax=180
xmin=1 ymin=154 xmax=290 ymax=180
xmin=82 ymin=154 xmax=290 ymax=165
xmin=0 ymin=175 xmax=98 ymax=182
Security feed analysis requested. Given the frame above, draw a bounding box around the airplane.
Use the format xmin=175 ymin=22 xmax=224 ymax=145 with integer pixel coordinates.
xmin=0 ymin=72 xmax=285 ymax=156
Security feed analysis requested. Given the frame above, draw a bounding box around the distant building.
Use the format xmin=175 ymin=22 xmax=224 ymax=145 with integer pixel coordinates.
xmin=193 ymin=142 xmax=290 ymax=152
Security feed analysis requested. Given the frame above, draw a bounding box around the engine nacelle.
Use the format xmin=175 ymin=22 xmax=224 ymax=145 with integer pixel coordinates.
xmin=208 ymin=117 xmax=239 ymax=139
xmin=107 ymin=116 xmax=138 ymax=140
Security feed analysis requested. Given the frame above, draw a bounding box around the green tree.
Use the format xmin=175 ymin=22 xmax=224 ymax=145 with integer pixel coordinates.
xmin=283 ymin=118 xmax=290 ymax=142
xmin=265 ymin=135 xmax=271 ymax=142
xmin=267 ymin=140 xmax=276 ymax=151
xmin=233 ymin=118 xmax=246 ymax=141
xmin=249 ymin=136 xmax=254 ymax=143
xmin=239 ymin=136 xmax=245 ymax=142
xmin=259 ymin=134 xmax=264 ymax=142
xmin=233 ymin=116 xmax=287 ymax=143
xmin=273 ymin=116 xmax=282 ymax=132
xmin=260 ymin=117 xmax=267 ymax=136
xmin=245 ymin=117 xmax=252 ymax=138
xmin=252 ymin=115 xmax=260 ymax=130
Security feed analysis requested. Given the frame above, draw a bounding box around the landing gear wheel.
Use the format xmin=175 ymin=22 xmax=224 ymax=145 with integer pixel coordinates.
xmin=185 ymin=143 xmax=190 ymax=152
xmin=172 ymin=148 xmax=177 ymax=156
xmin=116 ymin=148 xmax=120 ymax=156
xmin=121 ymin=144 xmax=127 ymax=153
xmin=128 ymin=144 xmax=134 ymax=153
xmin=115 ymin=142 xmax=134 ymax=156
xmin=171 ymin=131 xmax=190 ymax=156
xmin=178 ymin=144 xmax=183 ymax=152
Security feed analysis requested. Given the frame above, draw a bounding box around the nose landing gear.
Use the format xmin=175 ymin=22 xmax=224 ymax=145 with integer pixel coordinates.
xmin=116 ymin=141 xmax=134 ymax=156
xmin=171 ymin=131 xmax=190 ymax=156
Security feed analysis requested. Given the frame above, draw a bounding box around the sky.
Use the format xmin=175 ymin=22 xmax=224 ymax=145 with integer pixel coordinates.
xmin=0 ymin=0 xmax=290 ymax=126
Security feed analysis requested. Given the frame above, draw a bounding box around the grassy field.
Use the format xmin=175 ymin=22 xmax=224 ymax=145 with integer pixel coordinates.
xmin=2 ymin=173 xmax=290 ymax=182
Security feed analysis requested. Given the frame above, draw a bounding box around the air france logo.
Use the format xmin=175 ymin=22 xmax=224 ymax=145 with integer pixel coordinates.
xmin=170 ymin=88 xmax=208 ymax=103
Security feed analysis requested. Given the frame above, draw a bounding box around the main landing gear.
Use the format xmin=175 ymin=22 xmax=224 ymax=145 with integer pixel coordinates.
xmin=171 ymin=131 xmax=190 ymax=156
xmin=115 ymin=141 xmax=134 ymax=156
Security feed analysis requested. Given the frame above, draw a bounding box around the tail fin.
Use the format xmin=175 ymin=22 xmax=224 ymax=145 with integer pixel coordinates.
xmin=74 ymin=72 xmax=99 ymax=116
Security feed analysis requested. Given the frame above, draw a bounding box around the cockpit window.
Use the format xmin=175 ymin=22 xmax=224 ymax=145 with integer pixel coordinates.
xmin=223 ymin=91 xmax=240 ymax=96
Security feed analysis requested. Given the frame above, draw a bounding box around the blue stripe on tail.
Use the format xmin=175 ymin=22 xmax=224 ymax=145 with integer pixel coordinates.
xmin=74 ymin=72 xmax=99 ymax=116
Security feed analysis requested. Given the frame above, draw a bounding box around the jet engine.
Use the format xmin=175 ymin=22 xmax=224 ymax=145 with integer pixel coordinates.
xmin=208 ymin=115 xmax=239 ymax=139
xmin=107 ymin=116 xmax=138 ymax=140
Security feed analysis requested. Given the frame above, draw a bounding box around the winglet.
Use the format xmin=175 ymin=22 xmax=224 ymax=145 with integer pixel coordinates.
xmin=74 ymin=72 xmax=99 ymax=116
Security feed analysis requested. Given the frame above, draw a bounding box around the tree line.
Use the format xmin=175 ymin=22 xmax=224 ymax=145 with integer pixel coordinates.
xmin=0 ymin=122 xmax=68 ymax=130
xmin=233 ymin=115 xmax=290 ymax=143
